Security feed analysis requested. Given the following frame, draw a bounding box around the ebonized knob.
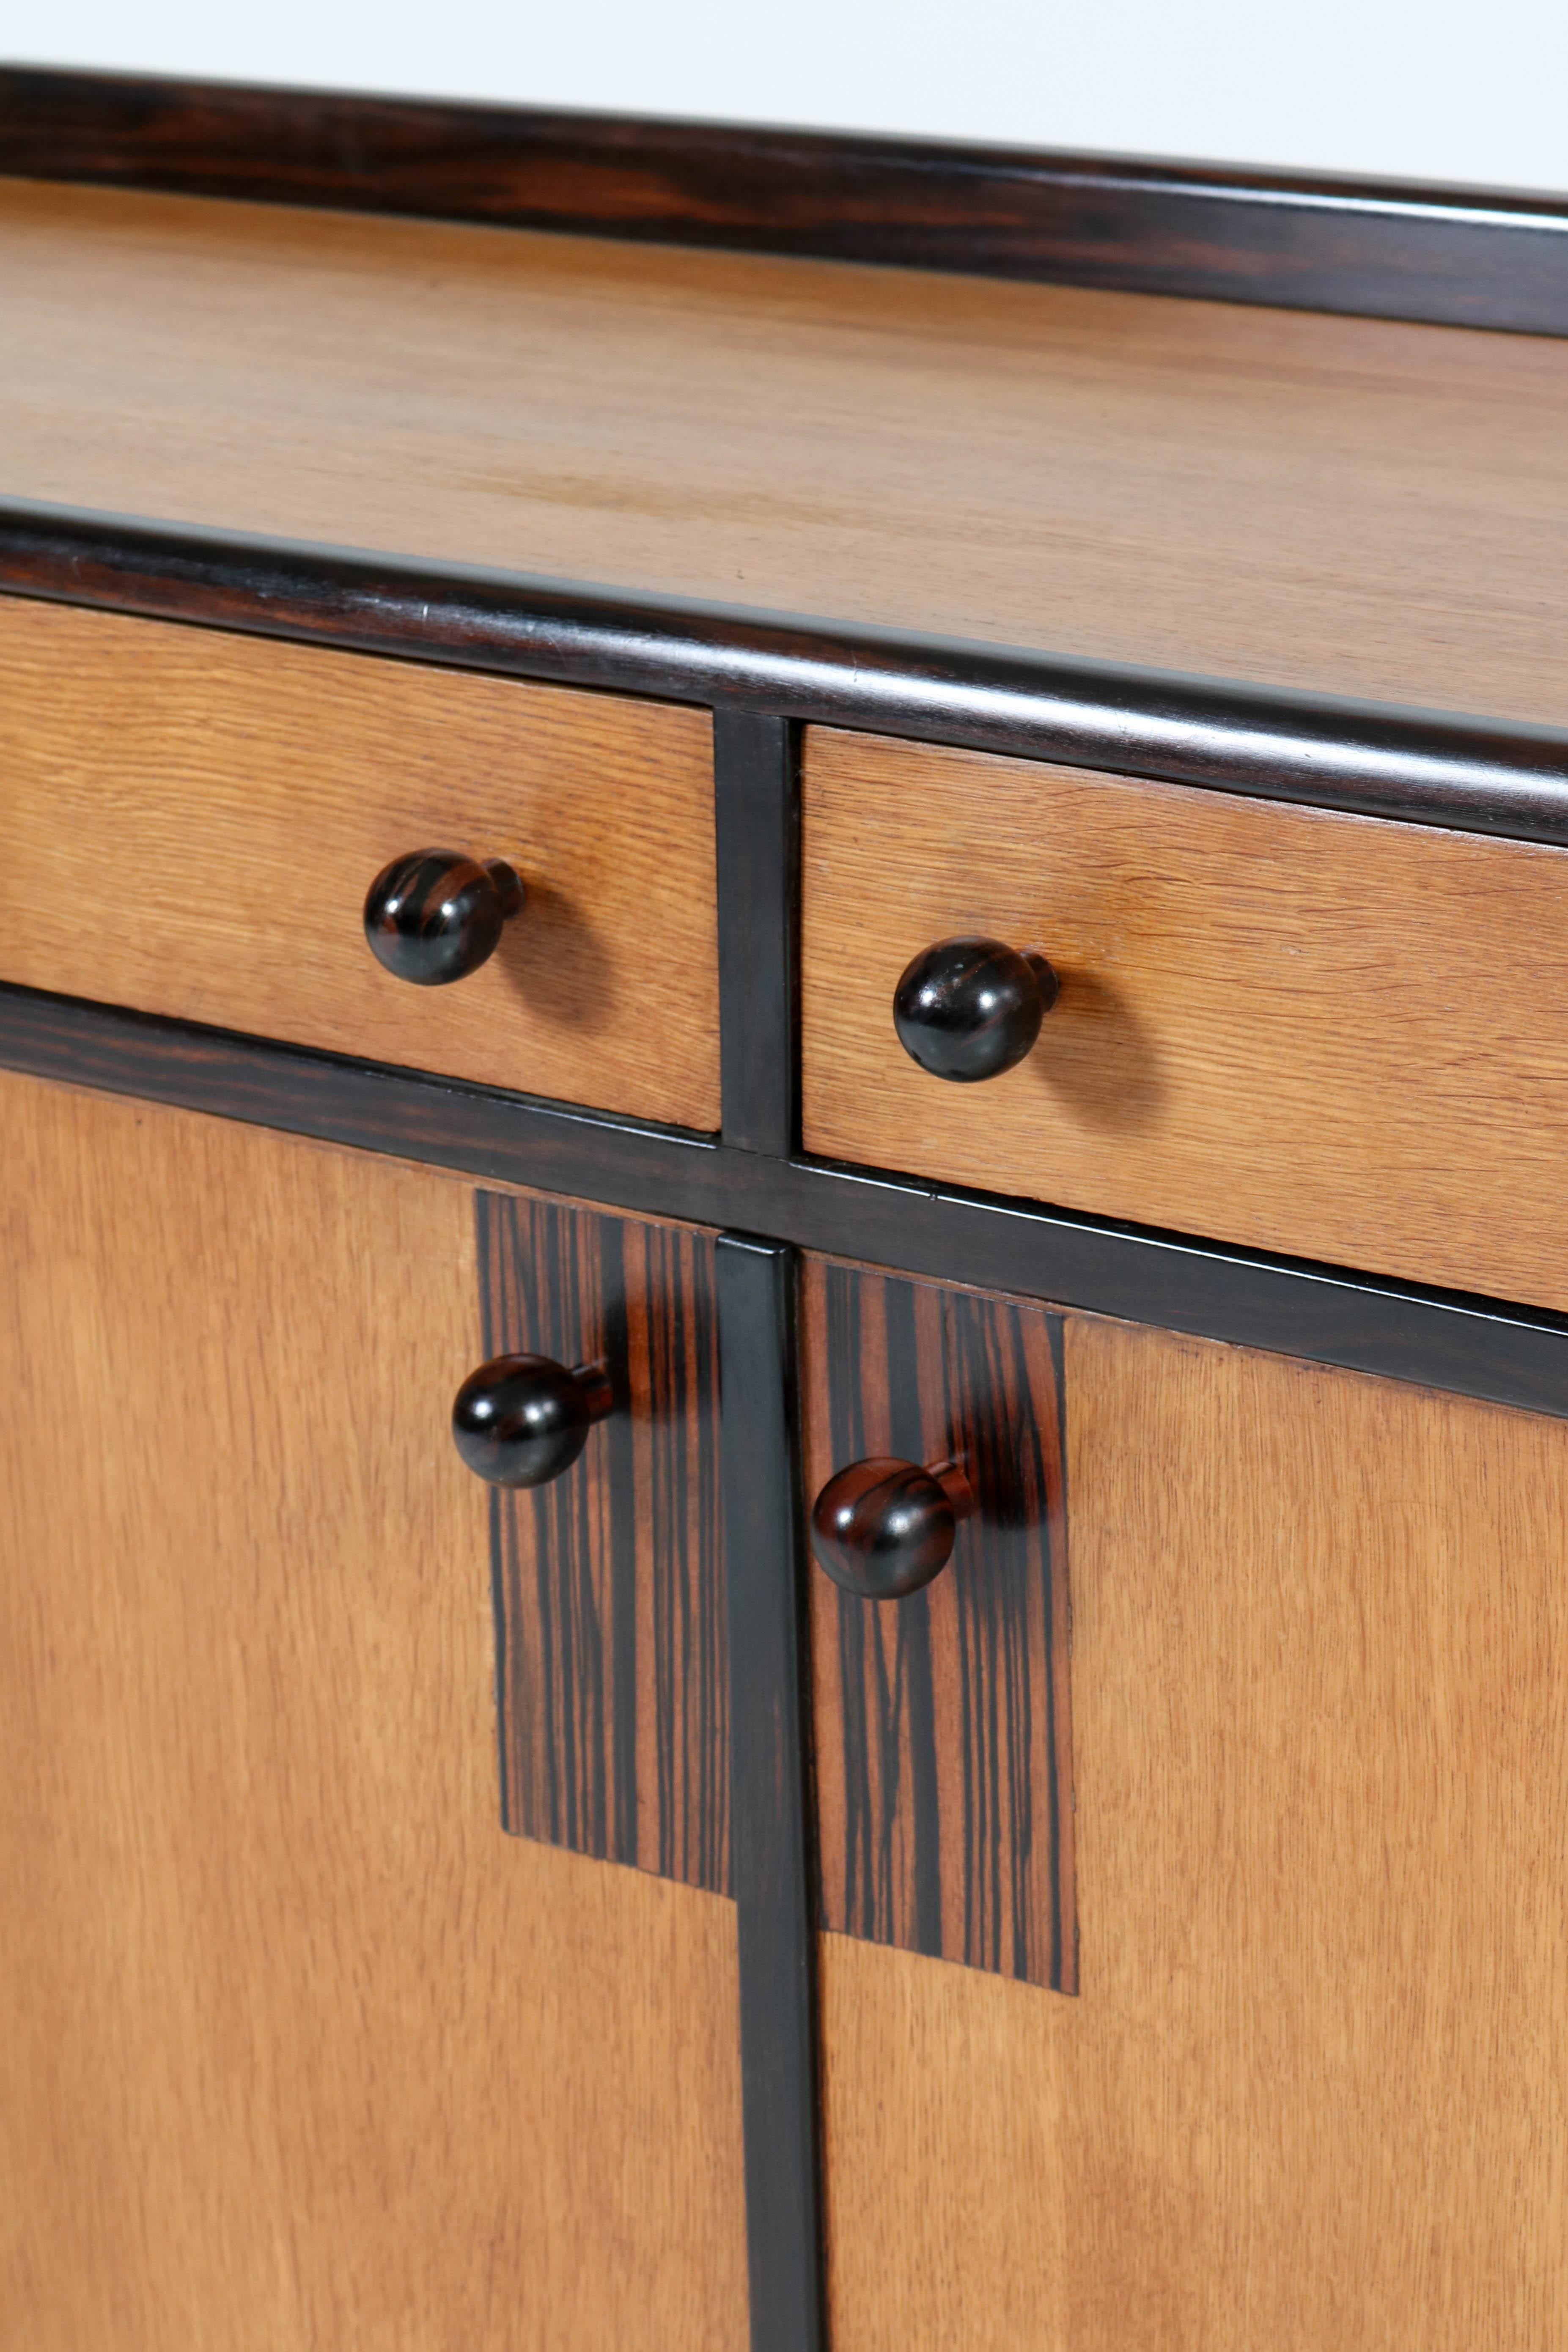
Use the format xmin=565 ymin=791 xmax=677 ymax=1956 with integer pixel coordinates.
xmin=810 ymin=1456 xmax=975 ymax=1600
xmin=451 ymin=1354 xmax=615 ymax=1488
xmin=893 ymin=936 xmax=1059 ymax=1082
xmin=364 ymin=849 xmax=524 ymax=986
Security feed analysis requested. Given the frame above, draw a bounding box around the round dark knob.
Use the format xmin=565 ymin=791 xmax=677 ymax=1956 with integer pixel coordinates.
xmin=364 ymin=849 xmax=524 ymax=987
xmin=893 ymin=936 xmax=1059 ymax=1082
xmin=451 ymin=1354 xmax=614 ymax=1488
xmin=810 ymin=1456 xmax=975 ymax=1600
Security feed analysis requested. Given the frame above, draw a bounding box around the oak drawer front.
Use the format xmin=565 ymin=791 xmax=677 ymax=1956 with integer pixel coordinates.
xmin=0 ymin=597 xmax=719 ymax=1127
xmin=802 ymin=726 xmax=1568 ymax=1311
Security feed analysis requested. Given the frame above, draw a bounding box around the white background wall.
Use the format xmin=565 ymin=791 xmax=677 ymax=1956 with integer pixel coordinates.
xmin=3 ymin=0 xmax=1566 ymax=193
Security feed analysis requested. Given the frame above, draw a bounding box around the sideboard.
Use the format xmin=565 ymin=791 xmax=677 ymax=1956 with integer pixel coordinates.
xmin=4 ymin=66 xmax=1568 ymax=2350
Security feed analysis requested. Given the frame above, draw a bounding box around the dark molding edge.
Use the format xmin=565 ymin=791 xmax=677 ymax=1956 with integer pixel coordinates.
xmin=6 ymin=500 xmax=1568 ymax=848
xmin=7 ymin=981 xmax=1568 ymax=1425
xmin=3 ymin=65 xmax=1567 ymax=335
xmin=717 ymin=1235 xmax=826 ymax=2352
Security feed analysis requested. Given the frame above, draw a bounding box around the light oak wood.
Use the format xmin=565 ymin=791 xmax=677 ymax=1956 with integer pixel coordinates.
xmin=0 ymin=596 xmax=719 ymax=1127
xmin=0 ymin=1075 xmax=747 ymax=2351
xmin=819 ymin=1317 xmax=1568 ymax=2350
xmin=803 ymin=726 xmax=1568 ymax=1308
xmin=5 ymin=178 xmax=1568 ymax=724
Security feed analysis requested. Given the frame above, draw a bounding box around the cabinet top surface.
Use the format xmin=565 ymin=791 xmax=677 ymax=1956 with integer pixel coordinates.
xmin=6 ymin=175 xmax=1568 ymax=728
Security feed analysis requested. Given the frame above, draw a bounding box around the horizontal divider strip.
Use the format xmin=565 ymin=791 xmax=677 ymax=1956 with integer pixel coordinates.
xmin=3 ymin=67 xmax=1567 ymax=336
xmin=3 ymin=500 xmax=1568 ymax=846
xmin=5 ymin=980 xmax=1568 ymax=1423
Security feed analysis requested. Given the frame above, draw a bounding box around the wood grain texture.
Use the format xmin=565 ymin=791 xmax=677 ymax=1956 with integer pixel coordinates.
xmin=803 ymin=1257 xmax=1075 ymax=1992
xmin=0 ymin=1074 xmax=748 ymax=2352
xmin=7 ymin=178 xmax=1568 ymax=726
xmin=14 ymin=983 xmax=1568 ymax=1423
xmin=9 ymin=505 xmax=1568 ymax=856
xmin=803 ymin=727 xmax=1568 ymax=1312
xmin=0 ymin=595 xmax=719 ymax=1126
xmin=480 ymin=1189 xmax=728 ymax=1893
xmin=819 ymin=1317 xmax=1568 ymax=2350
xmin=5 ymin=68 xmax=1568 ymax=335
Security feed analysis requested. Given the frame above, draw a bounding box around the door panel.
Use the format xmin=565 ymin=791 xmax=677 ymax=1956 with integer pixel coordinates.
xmin=820 ymin=1315 xmax=1568 ymax=2349
xmin=0 ymin=1074 xmax=748 ymax=2351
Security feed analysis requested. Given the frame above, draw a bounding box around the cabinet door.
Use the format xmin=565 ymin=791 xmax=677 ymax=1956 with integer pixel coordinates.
xmin=0 ymin=1073 xmax=747 ymax=2352
xmin=813 ymin=1293 xmax=1568 ymax=2349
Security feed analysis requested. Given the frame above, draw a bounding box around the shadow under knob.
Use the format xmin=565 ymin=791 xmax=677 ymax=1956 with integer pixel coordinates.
xmin=893 ymin=935 xmax=1059 ymax=1082
xmin=364 ymin=849 xmax=524 ymax=987
xmin=810 ymin=1456 xmax=975 ymax=1600
xmin=451 ymin=1353 xmax=615 ymax=1488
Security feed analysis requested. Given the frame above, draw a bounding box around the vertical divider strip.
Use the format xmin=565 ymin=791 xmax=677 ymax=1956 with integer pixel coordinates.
xmin=714 ymin=711 xmax=800 ymax=1158
xmin=717 ymin=1231 xmax=826 ymax=2352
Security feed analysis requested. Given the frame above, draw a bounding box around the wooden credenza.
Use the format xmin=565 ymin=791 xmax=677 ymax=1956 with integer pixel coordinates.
xmin=4 ymin=69 xmax=1568 ymax=2352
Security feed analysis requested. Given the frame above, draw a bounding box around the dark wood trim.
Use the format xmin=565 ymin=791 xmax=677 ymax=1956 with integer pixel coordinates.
xmin=8 ymin=981 xmax=1568 ymax=1425
xmin=5 ymin=501 xmax=1568 ymax=848
xmin=3 ymin=66 xmax=1566 ymax=335
xmin=716 ymin=1234 xmax=825 ymax=2352
xmin=714 ymin=712 xmax=800 ymax=1156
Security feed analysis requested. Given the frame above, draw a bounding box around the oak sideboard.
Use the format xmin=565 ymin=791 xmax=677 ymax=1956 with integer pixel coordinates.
xmin=4 ymin=66 xmax=1568 ymax=2351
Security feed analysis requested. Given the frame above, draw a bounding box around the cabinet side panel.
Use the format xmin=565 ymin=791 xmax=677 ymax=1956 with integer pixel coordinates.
xmin=0 ymin=1074 xmax=748 ymax=2352
xmin=480 ymin=1190 xmax=730 ymax=1894
xmin=820 ymin=1316 xmax=1568 ymax=2351
xmin=804 ymin=1256 xmax=1075 ymax=1991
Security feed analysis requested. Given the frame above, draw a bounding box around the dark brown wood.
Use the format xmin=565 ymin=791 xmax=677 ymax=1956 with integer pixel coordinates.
xmin=478 ymin=1189 xmax=728 ymax=1895
xmin=717 ymin=1235 xmax=827 ymax=2352
xmin=714 ymin=712 xmax=799 ymax=1158
xmin=3 ymin=66 xmax=1566 ymax=336
xmin=451 ymin=1351 xmax=615 ymax=1487
xmin=803 ymin=1257 xmax=1077 ymax=1992
xmin=809 ymin=1456 xmax=975 ymax=1598
xmin=11 ymin=982 xmax=1568 ymax=1427
xmin=893 ymin=937 xmax=1059 ymax=1084
xmin=6 ymin=501 xmax=1568 ymax=851
xmin=363 ymin=849 xmax=523 ymax=988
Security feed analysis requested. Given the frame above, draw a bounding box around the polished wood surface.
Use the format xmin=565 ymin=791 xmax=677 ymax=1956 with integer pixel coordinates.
xmin=804 ymin=1257 xmax=1075 ymax=1993
xmin=820 ymin=1316 xmax=1568 ymax=2349
xmin=364 ymin=848 xmax=524 ymax=988
xmin=0 ymin=596 xmax=719 ymax=1127
xmin=8 ymin=69 xmax=1568 ymax=338
xmin=803 ymin=727 xmax=1568 ymax=1310
xmin=0 ymin=1076 xmax=748 ymax=2350
xmin=809 ymin=1452 xmax=974 ymax=1600
xmin=481 ymin=1190 xmax=729 ymax=1892
xmin=6 ymin=179 xmax=1568 ymax=725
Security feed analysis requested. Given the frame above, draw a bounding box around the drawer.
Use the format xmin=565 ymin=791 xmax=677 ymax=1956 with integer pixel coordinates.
xmin=0 ymin=598 xmax=719 ymax=1128
xmin=802 ymin=726 xmax=1568 ymax=1310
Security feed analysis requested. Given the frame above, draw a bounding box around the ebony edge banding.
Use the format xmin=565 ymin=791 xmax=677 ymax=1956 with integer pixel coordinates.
xmin=4 ymin=501 xmax=1568 ymax=848
xmin=4 ymin=65 xmax=1568 ymax=337
xmin=714 ymin=712 xmax=800 ymax=1155
xmin=8 ymin=981 xmax=1568 ymax=1424
xmin=716 ymin=1235 xmax=826 ymax=2352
